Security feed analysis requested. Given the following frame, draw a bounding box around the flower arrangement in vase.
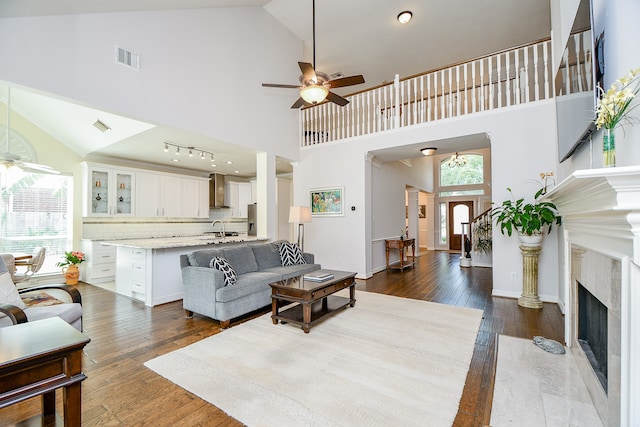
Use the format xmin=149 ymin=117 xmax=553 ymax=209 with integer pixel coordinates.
xmin=56 ymin=251 xmax=85 ymax=285
xmin=595 ymin=68 xmax=640 ymax=167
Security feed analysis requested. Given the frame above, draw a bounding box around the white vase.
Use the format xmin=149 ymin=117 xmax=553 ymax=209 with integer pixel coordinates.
xmin=518 ymin=233 xmax=543 ymax=247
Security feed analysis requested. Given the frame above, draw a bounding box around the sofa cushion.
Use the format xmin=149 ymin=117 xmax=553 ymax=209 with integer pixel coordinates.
xmin=24 ymin=304 xmax=83 ymax=330
xmin=279 ymin=242 xmax=306 ymax=266
xmin=216 ymin=271 xmax=281 ymax=303
xmin=209 ymin=257 xmax=238 ymax=287
xmin=222 ymin=245 xmax=258 ymax=275
xmin=188 ymin=248 xmax=225 ymax=268
xmin=251 ymin=241 xmax=286 ymax=270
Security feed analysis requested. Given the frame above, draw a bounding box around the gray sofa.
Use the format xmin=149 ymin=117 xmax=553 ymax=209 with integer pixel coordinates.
xmin=180 ymin=240 xmax=320 ymax=328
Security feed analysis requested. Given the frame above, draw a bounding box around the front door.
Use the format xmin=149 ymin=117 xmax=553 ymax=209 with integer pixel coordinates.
xmin=448 ymin=201 xmax=473 ymax=251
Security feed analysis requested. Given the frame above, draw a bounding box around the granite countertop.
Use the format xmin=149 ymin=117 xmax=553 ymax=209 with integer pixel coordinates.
xmin=99 ymin=234 xmax=266 ymax=249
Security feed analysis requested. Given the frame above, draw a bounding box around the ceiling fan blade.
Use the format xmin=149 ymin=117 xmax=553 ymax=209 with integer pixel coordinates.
xmin=290 ymin=97 xmax=309 ymax=109
xmin=22 ymin=162 xmax=61 ymax=174
xmin=326 ymin=91 xmax=349 ymax=106
xmin=326 ymin=75 xmax=365 ymax=89
xmin=298 ymin=62 xmax=317 ymax=84
xmin=262 ymin=83 xmax=300 ymax=89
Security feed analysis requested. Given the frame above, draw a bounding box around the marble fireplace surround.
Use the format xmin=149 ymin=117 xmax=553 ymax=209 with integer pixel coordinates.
xmin=546 ymin=166 xmax=640 ymax=426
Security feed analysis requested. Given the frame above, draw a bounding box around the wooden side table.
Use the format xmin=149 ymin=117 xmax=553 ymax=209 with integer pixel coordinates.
xmin=0 ymin=317 xmax=91 ymax=426
xmin=385 ymin=238 xmax=416 ymax=271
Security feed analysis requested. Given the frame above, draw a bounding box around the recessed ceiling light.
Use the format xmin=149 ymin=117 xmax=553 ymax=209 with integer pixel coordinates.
xmin=172 ymin=158 xmax=180 ymax=162
xmin=397 ymin=11 xmax=412 ymax=24
xmin=234 ymin=170 xmax=240 ymax=174
xmin=226 ymin=161 xmax=233 ymax=165
xmin=175 ymin=147 xmax=180 ymax=155
xmin=164 ymin=143 xmax=169 ymax=152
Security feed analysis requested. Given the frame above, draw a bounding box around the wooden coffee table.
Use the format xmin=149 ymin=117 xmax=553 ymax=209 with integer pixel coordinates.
xmin=270 ymin=270 xmax=356 ymax=333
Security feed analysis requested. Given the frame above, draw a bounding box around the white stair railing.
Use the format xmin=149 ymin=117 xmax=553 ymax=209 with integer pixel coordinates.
xmin=301 ymin=30 xmax=591 ymax=147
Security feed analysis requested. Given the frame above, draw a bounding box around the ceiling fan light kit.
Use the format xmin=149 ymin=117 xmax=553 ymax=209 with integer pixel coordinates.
xmin=300 ymin=84 xmax=329 ymax=104
xmin=261 ymin=0 xmax=365 ymax=109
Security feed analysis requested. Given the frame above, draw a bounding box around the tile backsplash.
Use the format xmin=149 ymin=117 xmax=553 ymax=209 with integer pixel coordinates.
xmin=82 ymin=210 xmax=248 ymax=240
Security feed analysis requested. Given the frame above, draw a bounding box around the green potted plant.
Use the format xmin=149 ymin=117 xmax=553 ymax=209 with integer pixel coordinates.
xmin=491 ymin=184 xmax=561 ymax=243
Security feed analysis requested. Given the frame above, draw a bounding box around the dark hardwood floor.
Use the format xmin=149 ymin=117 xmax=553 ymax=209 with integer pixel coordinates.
xmin=0 ymin=251 xmax=564 ymax=426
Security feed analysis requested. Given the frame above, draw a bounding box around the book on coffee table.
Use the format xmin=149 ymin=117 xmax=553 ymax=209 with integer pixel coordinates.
xmin=303 ymin=271 xmax=334 ymax=282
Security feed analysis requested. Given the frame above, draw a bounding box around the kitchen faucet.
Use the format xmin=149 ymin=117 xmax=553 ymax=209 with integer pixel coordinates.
xmin=211 ymin=220 xmax=226 ymax=239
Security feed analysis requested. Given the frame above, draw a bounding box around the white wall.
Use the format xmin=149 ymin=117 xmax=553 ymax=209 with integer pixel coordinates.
xmin=0 ymin=8 xmax=302 ymax=161
xmin=295 ymin=100 xmax=560 ymax=300
xmin=557 ymin=0 xmax=640 ymax=179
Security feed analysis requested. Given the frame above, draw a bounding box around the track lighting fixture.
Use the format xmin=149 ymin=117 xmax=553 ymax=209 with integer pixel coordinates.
xmin=162 ymin=141 xmax=217 ymax=164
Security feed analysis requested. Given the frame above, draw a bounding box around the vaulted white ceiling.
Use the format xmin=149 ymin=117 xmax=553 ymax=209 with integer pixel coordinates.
xmin=0 ymin=0 xmax=551 ymax=176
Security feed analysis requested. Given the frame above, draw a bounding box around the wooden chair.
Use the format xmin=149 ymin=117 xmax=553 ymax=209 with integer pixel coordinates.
xmin=0 ymin=256 xmax=83 ymax=331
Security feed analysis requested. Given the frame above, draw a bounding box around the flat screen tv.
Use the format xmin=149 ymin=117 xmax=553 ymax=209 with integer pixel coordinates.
xmin=555 ymin=0 xmax=601 ymax=163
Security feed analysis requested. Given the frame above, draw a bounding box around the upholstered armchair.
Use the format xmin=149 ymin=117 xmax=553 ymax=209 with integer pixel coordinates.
xmin=0 ymin=256 xmax=83 ymax=331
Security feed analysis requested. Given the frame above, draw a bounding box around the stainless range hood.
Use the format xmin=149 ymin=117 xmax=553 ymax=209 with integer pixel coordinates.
xmin=209 ymin=173 xmax=228 ymax=208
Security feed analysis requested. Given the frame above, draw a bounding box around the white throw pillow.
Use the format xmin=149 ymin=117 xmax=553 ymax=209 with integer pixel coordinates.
xmin=209 ymin=257 xmax=238 ymax=287
xmin=279 ymin=242 xmax=306 ymax=266
xmin=0 ymin=271 xmax=26 ymax=309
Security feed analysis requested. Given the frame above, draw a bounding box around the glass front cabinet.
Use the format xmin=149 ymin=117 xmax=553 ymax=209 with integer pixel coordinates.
xmin=83 ymin=163 xmax=135 ymax=217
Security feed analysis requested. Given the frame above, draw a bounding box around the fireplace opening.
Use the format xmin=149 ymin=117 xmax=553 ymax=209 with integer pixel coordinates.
xmin=578 ymin=282 xmax=608 ymax=393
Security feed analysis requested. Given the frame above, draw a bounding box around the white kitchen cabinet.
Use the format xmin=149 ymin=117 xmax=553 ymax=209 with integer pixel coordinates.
xmin=115 ymin=246 xmax=148 ymax=302
xmin=135 ymin=172 xmax=184 ymax=217
xmin=135 ymin=173 xmax=160 ymax=217
xmin=181 ymin=178 xmax=210 ymax=218
xmin=81 ymin=240 xmax=117 ymax=284
xmin=225 ymin=181 xmax=252 ymax=217
xmin=83 ymin=163 xmax=135 ymax=217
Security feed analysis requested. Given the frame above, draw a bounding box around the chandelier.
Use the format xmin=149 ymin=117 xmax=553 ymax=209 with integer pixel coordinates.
xmin=447 ymin=152 xmax=467 ymax=168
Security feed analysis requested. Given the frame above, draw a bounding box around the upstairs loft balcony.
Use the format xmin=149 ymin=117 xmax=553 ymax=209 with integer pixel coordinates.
xmin=300 ymin=31 xmax=593 ymax=146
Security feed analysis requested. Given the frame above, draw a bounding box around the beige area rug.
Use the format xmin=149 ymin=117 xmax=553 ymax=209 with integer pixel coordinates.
xmin=490 ymin=335 xmax=603 ymax=427
xmin=145 ymin=291 xmax=483 ymax=427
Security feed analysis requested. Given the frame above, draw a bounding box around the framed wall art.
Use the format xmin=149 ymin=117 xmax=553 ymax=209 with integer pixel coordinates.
xmin=310 ymin=187 xmax=344 ymax=216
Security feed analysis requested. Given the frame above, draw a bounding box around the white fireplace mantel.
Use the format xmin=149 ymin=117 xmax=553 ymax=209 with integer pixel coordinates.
xmin=545 ymin=165 xmax=640 ymax=426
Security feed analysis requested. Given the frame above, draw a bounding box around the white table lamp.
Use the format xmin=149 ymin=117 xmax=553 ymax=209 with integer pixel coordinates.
xmin=289 ymin=206 xmax=312 ymax=251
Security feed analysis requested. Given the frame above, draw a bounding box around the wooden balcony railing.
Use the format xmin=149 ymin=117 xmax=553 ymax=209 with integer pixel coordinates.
xmin=300 ymin=30 xmax=592 ymax=146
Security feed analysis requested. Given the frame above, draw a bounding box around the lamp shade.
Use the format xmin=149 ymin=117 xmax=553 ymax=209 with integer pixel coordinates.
xmin=289 ymin=206 xmax=312 ymax=224
xmin=299 ymin=84 xmax=328 ymax=104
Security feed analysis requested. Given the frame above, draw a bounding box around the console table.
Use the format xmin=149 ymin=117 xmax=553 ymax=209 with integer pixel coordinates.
xmin=385 ymin=238 xmax=416 ymax=271
xmin=0 ymin=317 xmax=91 ymax=426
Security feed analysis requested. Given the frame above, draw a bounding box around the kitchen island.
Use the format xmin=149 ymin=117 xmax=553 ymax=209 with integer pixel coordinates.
xmin=101 ymin=235 xmax=266 ymax=307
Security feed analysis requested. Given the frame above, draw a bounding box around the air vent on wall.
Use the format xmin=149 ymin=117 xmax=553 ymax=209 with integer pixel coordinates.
xmin=115 ymin=46 xmax=140 ymax=70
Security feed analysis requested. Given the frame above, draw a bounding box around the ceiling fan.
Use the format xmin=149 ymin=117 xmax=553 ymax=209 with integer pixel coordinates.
xmin=1 ymin=87 xmax=59 ymax=174
xmin=262 ymin=0 xmax=365 ymax=109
